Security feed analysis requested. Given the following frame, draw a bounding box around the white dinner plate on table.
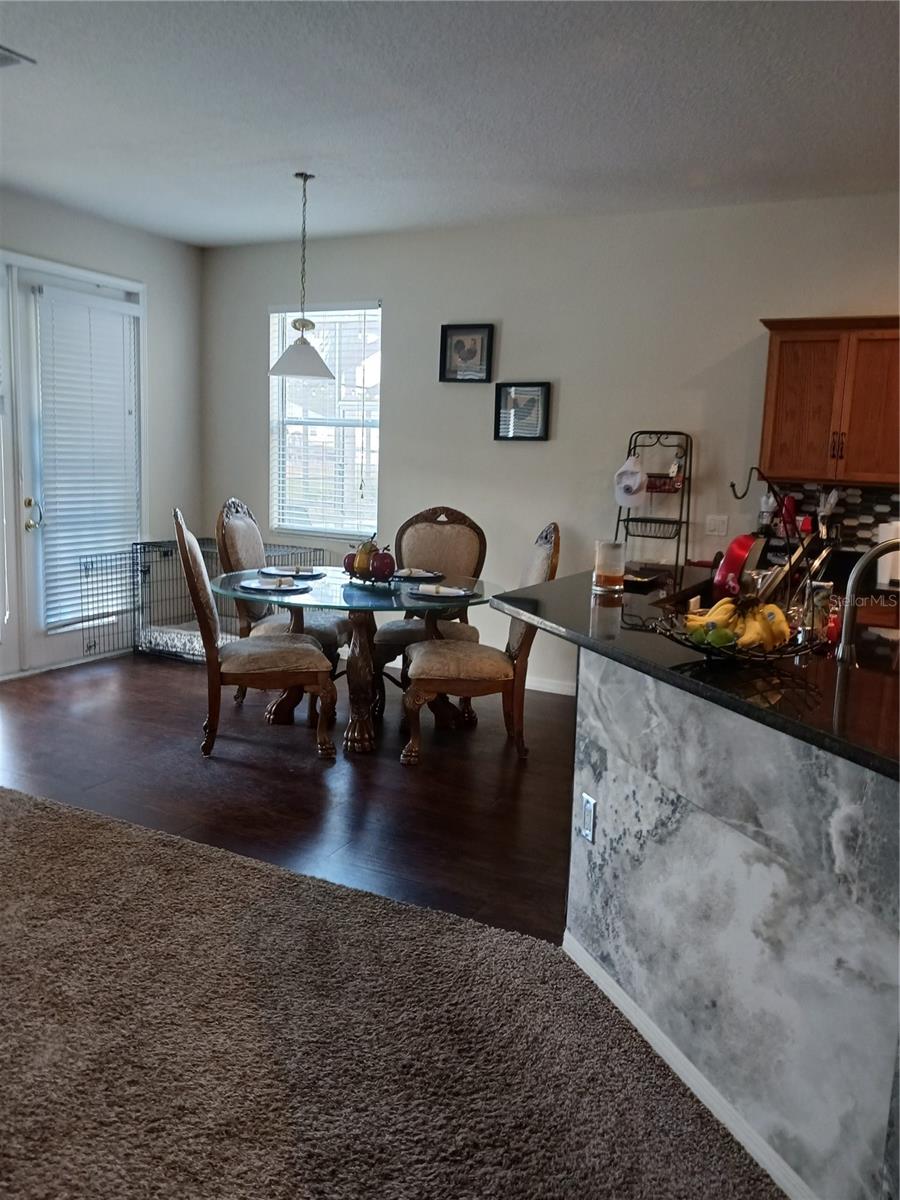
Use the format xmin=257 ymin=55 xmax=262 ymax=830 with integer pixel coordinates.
xmin=258 ymin=566 xmax=326 ymax=580
xmin=391 ymin=568 xmax=444 ymax=582
xmin=239 ymin=579 xmax=312 ymax=594
xmin=407 ymin=584 xmax=475 ymax=599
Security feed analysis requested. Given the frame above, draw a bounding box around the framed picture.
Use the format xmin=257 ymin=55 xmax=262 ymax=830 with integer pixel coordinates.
xmin=439 ymin=323 xmax=494 ymax=383
xmin=494 ymin=382 xmax=550 ymax=441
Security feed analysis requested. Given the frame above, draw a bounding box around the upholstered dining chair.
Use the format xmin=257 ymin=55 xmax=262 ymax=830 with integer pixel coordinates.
xmin=400 ymin=522 xmax=560 ymax=765
xmin=372 ymin=505 xmax=487 ymax=716
xmin=216 ymin=497 xmax=350 ymax=707
xmin=174 ymin=508 xmax=337 ymax=759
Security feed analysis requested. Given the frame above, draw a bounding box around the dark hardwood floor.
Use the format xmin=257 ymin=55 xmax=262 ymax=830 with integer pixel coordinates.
xmin=1 ymin=656 xmax=576 ymax=941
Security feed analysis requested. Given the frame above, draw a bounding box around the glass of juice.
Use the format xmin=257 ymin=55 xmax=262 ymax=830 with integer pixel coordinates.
xmin=593 ymin=540 xmax=625 ymax=594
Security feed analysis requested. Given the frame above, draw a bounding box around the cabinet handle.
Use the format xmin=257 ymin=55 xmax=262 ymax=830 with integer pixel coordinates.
xmin=839 ymin=432 xmax=846 ymax=460
xmin=830 ymin=431 xmax=838 ymax=459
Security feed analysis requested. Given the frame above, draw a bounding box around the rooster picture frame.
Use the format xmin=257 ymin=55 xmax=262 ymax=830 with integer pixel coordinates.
xmin=439 ymin=323 xmax=494 ymax=383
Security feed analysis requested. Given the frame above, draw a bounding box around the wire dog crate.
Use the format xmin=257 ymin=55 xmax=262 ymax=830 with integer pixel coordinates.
xmin=79 ymin=539 xmax=330 ymax=662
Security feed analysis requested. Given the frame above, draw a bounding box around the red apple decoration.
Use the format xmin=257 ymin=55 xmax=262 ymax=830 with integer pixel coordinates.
xmin=370 ymin=546 xmax=396 ymax=582
xmin=343 ymin=551 xmax=357 ymax=574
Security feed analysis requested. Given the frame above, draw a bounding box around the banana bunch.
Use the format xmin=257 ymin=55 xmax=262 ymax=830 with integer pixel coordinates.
xmin=682 ymin=597 xmax=790 ymax=652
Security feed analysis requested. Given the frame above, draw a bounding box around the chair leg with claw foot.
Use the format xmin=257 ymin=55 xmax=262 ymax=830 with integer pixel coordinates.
xmin=459 ymin=696 xmax=477 ymax=728
xmin=202 ymin=679 xmax=221 ymax=757
xmin=233 ymin=685 xmax=247 ymax=706
xmin=400 ymin=687 xmax=430 ymax=764
xmin=315 ymin=677 xmax=338 ymax=759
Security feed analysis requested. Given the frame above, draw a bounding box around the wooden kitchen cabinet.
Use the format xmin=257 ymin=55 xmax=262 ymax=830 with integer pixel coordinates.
xmin=759 ymin=317 xmax=899 ymax=485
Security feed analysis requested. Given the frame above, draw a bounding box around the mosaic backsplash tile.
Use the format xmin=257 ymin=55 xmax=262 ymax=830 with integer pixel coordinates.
xmin=775 ymin=482 xmax=900 ymax=553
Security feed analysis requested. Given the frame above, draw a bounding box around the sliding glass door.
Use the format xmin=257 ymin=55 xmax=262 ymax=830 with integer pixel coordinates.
xmin=2 ymin=258 xmax=144 ymax=673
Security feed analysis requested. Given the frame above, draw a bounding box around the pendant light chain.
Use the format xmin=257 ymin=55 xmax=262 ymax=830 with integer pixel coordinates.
xmin=298 ymin=172 xmax=309 ymax=325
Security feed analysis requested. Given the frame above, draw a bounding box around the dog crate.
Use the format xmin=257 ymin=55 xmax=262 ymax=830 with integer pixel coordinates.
xmin=79 ymin=538 xmax=331 ymax=662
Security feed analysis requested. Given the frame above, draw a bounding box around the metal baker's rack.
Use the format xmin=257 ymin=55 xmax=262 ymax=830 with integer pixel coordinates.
xmin=614 ymin=430 xmax=693 ymax=584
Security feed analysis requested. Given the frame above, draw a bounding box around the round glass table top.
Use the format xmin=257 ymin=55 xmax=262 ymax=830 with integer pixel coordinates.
xmin=210 ymin=566 xmax=499 ymax=613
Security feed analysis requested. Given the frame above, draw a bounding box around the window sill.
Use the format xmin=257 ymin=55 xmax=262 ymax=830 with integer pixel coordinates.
xmin=271 ymin=527 xmax=371 ymax=542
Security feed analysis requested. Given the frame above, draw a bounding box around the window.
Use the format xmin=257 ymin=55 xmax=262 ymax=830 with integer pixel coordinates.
xmin=269 ymin=305 xmax=381 ymax=538
xmin=34 ymin=284 xmax=141 ymax=629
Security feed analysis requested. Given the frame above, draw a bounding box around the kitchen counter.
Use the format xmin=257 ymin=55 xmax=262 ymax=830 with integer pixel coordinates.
xmin=492 ymin=570 xmax=898 ymax=1200
xmin=492 ymin=568 xmax=898 ymax=778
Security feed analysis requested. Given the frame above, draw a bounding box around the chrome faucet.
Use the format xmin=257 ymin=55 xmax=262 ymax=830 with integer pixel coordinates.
xmin=835 ymin=537 xmax=900 ymax=666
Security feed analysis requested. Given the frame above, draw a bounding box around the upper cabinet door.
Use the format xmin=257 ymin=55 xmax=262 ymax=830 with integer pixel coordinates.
xmin=835 ymin=331 xmax=899 ymax=485
xmin=759 ymin=331 xmax=846 ymax=481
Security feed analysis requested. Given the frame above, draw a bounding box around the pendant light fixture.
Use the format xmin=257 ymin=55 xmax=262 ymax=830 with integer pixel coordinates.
xmin=269 ymin=172 xmax=334 ymax=380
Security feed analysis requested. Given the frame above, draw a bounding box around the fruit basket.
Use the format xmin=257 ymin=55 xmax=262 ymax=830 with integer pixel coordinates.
xmin=654 ymin=616 xmax=810 ymax=662
xmin=342 ymin=537 xmax=395 ymax=586
xmin=654 ymin=594 xmax=811 ymax=662
xmin=344 ymin=570 xmax=394 ymax=587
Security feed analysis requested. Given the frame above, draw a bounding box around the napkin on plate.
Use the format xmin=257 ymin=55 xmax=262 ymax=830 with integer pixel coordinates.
xmin=415 ymin=583 xmax=470 ymax=596
xmin=394 ymin=567 xmax=436 ymax=577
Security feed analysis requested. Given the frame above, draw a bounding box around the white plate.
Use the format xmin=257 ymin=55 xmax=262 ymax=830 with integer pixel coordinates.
xmin=259 ymin=566 xmax=325 ymax=580
xmin=239 ymin=579 xmax=312 ymax=594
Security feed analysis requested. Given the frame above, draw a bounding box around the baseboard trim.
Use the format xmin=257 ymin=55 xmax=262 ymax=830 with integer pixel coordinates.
xmin=525 ymin=675 xmax=576 ymax=696
xmin=562 ymin=931 xmax=819 ymax=1200
xmin=0 ymin=650 xmax=128 ymax=684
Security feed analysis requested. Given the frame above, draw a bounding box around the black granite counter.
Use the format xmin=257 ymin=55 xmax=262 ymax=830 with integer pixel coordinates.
xmin=492 ymin=569 xmax=899 ymax=778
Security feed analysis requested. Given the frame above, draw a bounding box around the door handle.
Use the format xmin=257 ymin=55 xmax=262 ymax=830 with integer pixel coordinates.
xmin=24 ymin=496 xmax=44 ymax=532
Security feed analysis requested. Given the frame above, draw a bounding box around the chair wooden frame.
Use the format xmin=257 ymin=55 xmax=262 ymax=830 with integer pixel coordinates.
xmin=373 ymin=505 xmax=487 ymax=717
xmin=215 ymin=497 xmax=267 ymax=640
xmin=175 ymin=508 xmax=337 ymax=760
xmin=400 ymin=522 xmax=560 ymax=765
xmin=216 ymin=496 xmax=345 ymax=720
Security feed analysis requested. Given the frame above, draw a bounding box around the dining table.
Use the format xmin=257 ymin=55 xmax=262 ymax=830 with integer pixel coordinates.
xmin=210 ymin=566 xmax=499 ymax=753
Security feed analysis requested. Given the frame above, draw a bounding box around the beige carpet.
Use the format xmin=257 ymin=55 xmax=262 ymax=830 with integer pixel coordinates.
xmin=0 ymin=788 xmax=783 ymax=1200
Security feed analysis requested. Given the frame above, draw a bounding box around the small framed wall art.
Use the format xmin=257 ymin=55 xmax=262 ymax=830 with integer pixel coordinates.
xmin=439 ymin=323 xmax=494 ymax=383
xmin=494 ymin=382 xmax=550 ymax=441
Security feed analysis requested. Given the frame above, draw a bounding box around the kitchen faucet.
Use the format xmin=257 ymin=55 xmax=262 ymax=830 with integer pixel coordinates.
xmin=835 ymin=537 xmax=900 ymax=666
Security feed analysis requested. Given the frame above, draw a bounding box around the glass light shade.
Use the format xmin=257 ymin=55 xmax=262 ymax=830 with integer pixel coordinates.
xmin=269 ymin=337 xmax=334 ymax=380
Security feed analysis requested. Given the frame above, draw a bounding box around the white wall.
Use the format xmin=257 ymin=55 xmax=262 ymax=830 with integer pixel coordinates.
xmin=202 ymin=192 xmax=897 ymax=693
xmin=0 ymin=187 xmax=203 ymax=535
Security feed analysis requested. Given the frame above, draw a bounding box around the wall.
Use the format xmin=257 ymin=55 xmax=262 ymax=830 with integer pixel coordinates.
xmin=0 ymin=187 xmax=203 ymax=535
xmin=201 ymin=192 xmax=898 ymax=693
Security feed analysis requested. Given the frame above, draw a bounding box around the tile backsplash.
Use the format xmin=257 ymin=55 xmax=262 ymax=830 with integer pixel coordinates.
xmin=775 ymin=482 xmax=900 ymax=552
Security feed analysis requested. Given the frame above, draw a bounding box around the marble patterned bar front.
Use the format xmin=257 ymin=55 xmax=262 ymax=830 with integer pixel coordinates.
xmin=577 ymin=651 xmax=898 ymax=929
xmin=570 ymin=648 xmax=898 ymax=1200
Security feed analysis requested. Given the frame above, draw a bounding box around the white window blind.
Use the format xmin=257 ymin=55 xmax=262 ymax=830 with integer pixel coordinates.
xmin=269 ymin=305 xmax=381 ymax=538
xmin=35 ymin=285 xmax=140 ymax=629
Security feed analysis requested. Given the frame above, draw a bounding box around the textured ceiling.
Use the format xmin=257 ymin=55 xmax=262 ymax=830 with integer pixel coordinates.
xmin=0 ymin=1 xmax=896 ymax=247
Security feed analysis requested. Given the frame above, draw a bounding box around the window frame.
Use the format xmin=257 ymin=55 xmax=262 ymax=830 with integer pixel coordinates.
xmin=267 ymin=300 xmax=382 ymax=541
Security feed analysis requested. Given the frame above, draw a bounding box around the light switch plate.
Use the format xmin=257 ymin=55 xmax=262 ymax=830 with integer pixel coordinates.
xmin=579 ymin=793 xmax=596 ymax=843
xmin=705 ymin=514 xmax=729 ymax=537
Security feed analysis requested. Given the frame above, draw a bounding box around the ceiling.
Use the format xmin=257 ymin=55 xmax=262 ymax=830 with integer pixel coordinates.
xmin=0 ymin=1 xmax=896 ymax=247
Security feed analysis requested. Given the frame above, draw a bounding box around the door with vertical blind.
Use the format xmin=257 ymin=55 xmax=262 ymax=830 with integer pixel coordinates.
xmin=0 ymin=268 xmax=20 ymax=676
xmin=15 ymin=272 xmax=142 ymax=671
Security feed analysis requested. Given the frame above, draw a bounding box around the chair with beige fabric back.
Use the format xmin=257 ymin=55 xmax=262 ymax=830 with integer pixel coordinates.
xmin=400 ymin=522 xmax=560 ymax=765
xmin=372 ymin=505 xmax=487 ymax=719
xmin=216 ymin=497 xmax=350 ymax=709
xmin=174 ymin=508 xmax=337 ymax=759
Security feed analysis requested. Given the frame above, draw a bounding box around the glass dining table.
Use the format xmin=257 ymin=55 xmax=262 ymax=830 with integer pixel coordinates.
xmin=210 ymin=566 xmax=499 ymax=753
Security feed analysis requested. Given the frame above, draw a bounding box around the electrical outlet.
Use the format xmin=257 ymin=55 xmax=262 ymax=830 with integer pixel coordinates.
xmin=705 ymin=514 xmax=728 ymax=537
xmin=579 ymin=793 xmax=596 ymax=843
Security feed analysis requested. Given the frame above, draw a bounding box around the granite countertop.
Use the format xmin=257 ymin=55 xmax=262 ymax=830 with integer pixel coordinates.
xmin=491 ymin=569 xmax=899 ymax=779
